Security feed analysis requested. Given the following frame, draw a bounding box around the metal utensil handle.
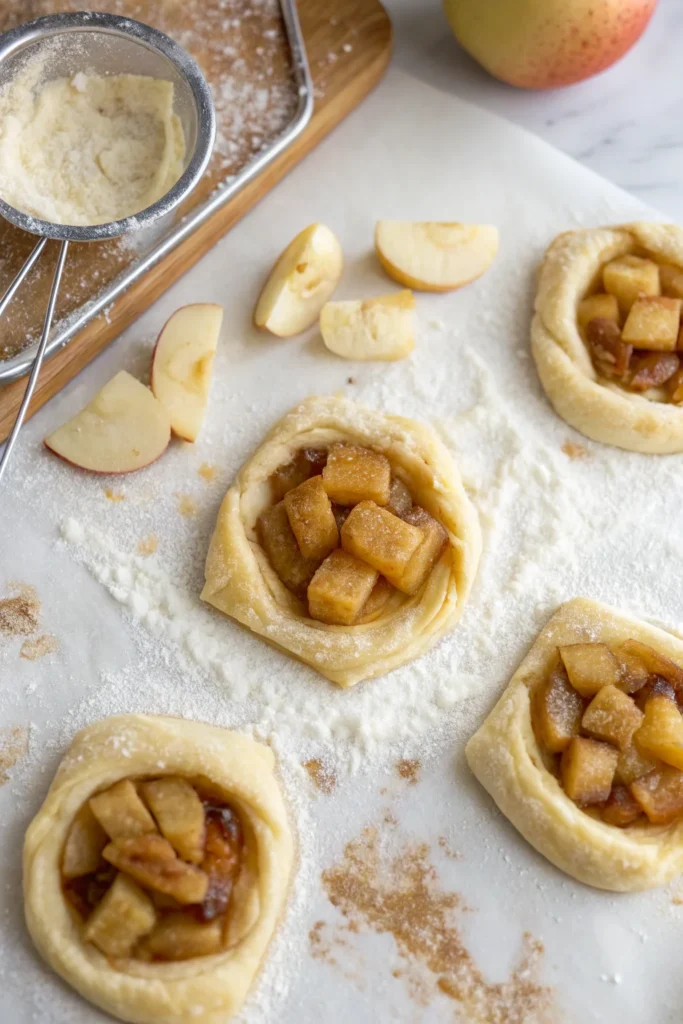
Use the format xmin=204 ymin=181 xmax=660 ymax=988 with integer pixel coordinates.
xmin=0 ymin=239 xmax=69 ymax=485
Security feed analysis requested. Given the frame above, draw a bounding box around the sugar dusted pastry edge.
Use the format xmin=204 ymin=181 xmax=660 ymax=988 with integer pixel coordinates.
xmin=466 ymin=598 xmax=683 ymax=892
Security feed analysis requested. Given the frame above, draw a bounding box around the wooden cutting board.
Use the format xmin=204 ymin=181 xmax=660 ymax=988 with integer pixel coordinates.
xmin=0 ymin=0 xmax=392 ymax=440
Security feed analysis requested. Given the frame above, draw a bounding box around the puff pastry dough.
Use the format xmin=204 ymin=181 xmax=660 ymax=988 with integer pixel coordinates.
xmin=531 ymin=222 xmax=683 ymax=453
xmin=23 ymin=715 xmax=294 ymax=1024
xmin=201 ymin=396 xmax=481 ymax=688
xmin=466 ymin=598 xmax=683 ymax=892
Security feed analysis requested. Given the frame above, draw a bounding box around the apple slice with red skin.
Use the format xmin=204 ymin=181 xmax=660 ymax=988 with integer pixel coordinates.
xmin=151 ymin=303 xmax=223 ymax=442
xmin=44 ymin=371 xmax=170 ymax=474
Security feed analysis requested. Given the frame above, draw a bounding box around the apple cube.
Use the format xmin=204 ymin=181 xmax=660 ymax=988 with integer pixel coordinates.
xmin=615 ymin=645 xmax=651 ymax=694
xmin=341 ymin=501 xmax=423 ymax=588
xmin=621 ymin=296 xmax=682 ymax=351
xmin=634 ymin=693 xmax=683 ymax=770
xmin=629 ymin=351 xmax=680 ymax=391
xmin=254 ymin=223 xmax=343 ymax=337
xmin=614 ymin=743 xmax=659 ymax=786
xmin=558 ymin=642 xmax=620 ymax=698
xmin=322 ymin=443 xmax=391 ymax=506
xmin=395 ymin=506 xmax=448 ymax=595
xmin=140 ymin=777 xmax=206 ymax=865
xmin=44 ymin=371 xmax=171 ymax=475
xmin=577 ymin=294 xmax=620 ymax=332
xmin=307 ymin=549 xmax=378 ymax=625
xmin=284 ymin=475 xmax=339 ymax=561
xmin=561 ymin=737 xmax=618 ymax=805
xmin=89 ymin=779 xmax=157 ymax=840
xmin=257 ymin=501 xmax=321 ymax=598
xmin=532 ymin=664 xmax=584 ymax=754
xmin=374 ymin=221 xmax=498 ymax=292
xmin=603 ymin=255 xmax=660 ymax=316
xmin=320 ymin=290 xmax=415 ymax=361
xmin=83 ymin=873 xmax=156 ymax=958
xmin=584 ymin=318 xmax=632 ymax=378
xmin=620 ymin=639 xmax=683 ymax=693
xmin=103 ymin=834 xmax=208 ymax=904
xmin=581 ymin=685 xmax=643 ymax=751
xmin=659 ymin=264 xmax=683 ymax=299
xmin=385 ymin=477 xmax=412 ymax=517
xmin=601 ymin=784 xmax=643 ymax=828
xmin=355 ymin=576 xmax=394 ymax=624
xmin=631 ymin=766 xmax=683 ymax=825
xmin=138 ymin=914 xmax=222 ymax=961
xmin=62 ymin=804 xmax=108 ymax=880
xmin=200 ymin=808 xmax=243 ymax=922
xmin=270 ymin=448 xmax=327 ymax=501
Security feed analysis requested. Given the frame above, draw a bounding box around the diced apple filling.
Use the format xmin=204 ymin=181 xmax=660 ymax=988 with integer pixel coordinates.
xmin=89 ymin=779 xmax=157 ymax=840
xmin=83 ymin=873 xmax=156 ymax=958
xmin=322 ymin=443 xmax=391 ymax=506
xmin=622 ymin=296 xmax=682 ymax=351
xmin=634 ymin=694 xmax=683 ymax=769
xmin=577 ymin=294 xmax=620 ymax=332
xmin=660 ymin=264 xmax=683 ymax=300
xmin=138 ymin=914 xmax=222 ymax=961
xmin=385 ymin=477 xmax=412 ymax=517
xmin=561 ymin=737 xmax=618 ymax=805
xmin=62 ymin=805 xmax=108 ymax=880
xmin=308 ymin=549 xmax=378 ymax=626
xmin=341 ymin=501 xmax=423 ymax=589
xmin=631 ymin=767 xmax=683 ymax=825
xmin=532 ymin=663 xmax=584 ymax=754
xmin=585 ymin=318 xmax=632 ymax=378
xmin=601 ymin=784 xmax=643 ymax=827
xmin=284 ymin=475 xmax=339 ymax=561
xmin=558 ymin=642 xmax=620 ymax=698
xmin=629 ymin=352 xmax=680 ymax=391
xmin=396 ymin=507 xmax=448 ymax=595
xmin=581 ymin=685 xmax=643 ymax=751
xmin=356 ymin=577 xmax=395 ymax=624
xmin=257 ymin=501 xmax=320 ymax=598
xmin=602 ymin=255 xmax=660 ymax=316
xmin=270 ymin=448 xmax=327 ymax=502
xmin=103 ymin=834 xmax=209 ymax=904
xmin=140 ymin=777 xmax=205 ymax=865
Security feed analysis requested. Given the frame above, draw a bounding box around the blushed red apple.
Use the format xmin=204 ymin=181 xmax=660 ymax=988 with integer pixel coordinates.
xmin=443 ymin=0 xmax=657 ymax=90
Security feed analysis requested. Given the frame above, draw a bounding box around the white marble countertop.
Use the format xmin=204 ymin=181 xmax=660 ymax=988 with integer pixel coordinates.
xmin=386 ymin=0 xmax=683 ymax=221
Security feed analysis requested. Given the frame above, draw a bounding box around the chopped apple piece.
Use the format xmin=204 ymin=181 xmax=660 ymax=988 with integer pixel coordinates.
xmin=103 ymin=834 xmax=208 ymax=904
xmin=577 ymin=294 xmax=620 ymax=332
xmin=659 ymin=264 xmax=683 ymax=300
xmin=631 ymin=766 xmax=683 ymax=825
xmin=634 ymin=693 xmax=683 ymax=770
xmin=84 ymin=873 xmax=156 ymax=958
xmin=620 ymin=639 xmax=683 ymax=693
xmin=668 ymin=366 xmax=683 ymax=404
xmin=615 ymin=645 xmax=651 ymax=694
xmin=284 ymin=475 xmax=339 ymax=561
xmin=385 ymin=477 xmax=412 ymax=517
xmin=395 ymin=506 xmax=448 ymax=595
xmin=150 ymin=304 xmax=223 ymax=442
xmin=603 ymin=254 xmax=660 ymax=317
xmin=629 ymin=352 xmax=680 ymax=391
xmin=270 ymin=448 xmax=327 ymax=501
xmin=374 ymin=221 xmax=498 ymax=292
xmin=307 ymin=549 xmax=378 ymax=626
xmin=89 ymin=779 xmax=157 ymax=840
xmin=322 ymin=443 xmax=391 ymax=506
xmin=532 ymin=663 xmax=584 ymax=754
xmin=257 ymin=501 xmax=320 ymax=598
xmin=140 ymin=777 xmax=205 ymax=865
xmin=320 ymin=290 xmax=415 ymax=361
xmin=615 ymin=743 xmax=659 ymax=786
xmin=355 ymin=576 xmax=395 ymax=624
xmin=581 ymin=685 xmax=643 ymax=752
xmin=200 ymin=806 xmax=243 ymax=921
xmin=341 ymin=501 xmax=423 ymax=589
xmin=558 ymin=642 xmax=620 ymax=698
xmin=62 ymin=804 xmax=108 ymax=880
xmin=621 ymin=296 xmax=682 ymax=351
xmin=561 ymin=737 xmax=618 ymax=805
xmin=585 ymin=318 xmax=632 ymax=378
xmin=634 ymin=677 xmax=678 ymax=712
xmin=44 ymin=371 xmax=171 ymax=474
xmin=254 ymin=223 xmax=343 ymax=337
xmin=601 ymin=784 xmax=643 ymax=827
xmin=138 ymin=914 xmax=222 ymax=961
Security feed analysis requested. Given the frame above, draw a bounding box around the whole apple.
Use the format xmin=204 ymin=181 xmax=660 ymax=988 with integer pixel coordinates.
xmin=443 ymin=0 xmax=657 ymax=90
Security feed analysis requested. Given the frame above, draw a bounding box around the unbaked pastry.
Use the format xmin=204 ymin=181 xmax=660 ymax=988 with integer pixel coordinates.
xmin=466 ymin=598 xmax=683 ymax=892
xmin=201 ymin=396 xmax=481 ymax=688
xmin=531 ymin=223 xmax=683 ymax=453
xmin=23 ymin=714 xmax=293 ymax=1024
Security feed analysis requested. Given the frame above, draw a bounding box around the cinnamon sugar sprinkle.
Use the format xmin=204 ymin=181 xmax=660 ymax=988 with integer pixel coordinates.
xmin=318 ymin=825 xmax=554 ymax=1022
xmin=303 ymin=758 xmax=337 ymax=794
xmin=0 ymin=584 xmax=40 ymax=637
xmin=561 ymin=441 xmax=589 ymax=461
xmin=104 ymin=488 xmax=125 ymax=502
xmin=199 ymin=462 xmax=217 ymax=482
xmin=396 ymin=758 xmax=420 ymax=784
xmin=176 ymin=493 xmax=199 ymax=518
xmin=137 ymin=535 xmax=159 ymax=556
xmin=0 ymin=726 xmax=28 ymax=784
xmin=20 ymin=634 xmax=59 ymax=661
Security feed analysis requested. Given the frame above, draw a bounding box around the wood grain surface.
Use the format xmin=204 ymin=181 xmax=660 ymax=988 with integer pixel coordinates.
xmin=0 ymin=0 xmax=392 ymax=440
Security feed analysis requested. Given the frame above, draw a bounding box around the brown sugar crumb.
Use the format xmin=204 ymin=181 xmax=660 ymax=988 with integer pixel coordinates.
xmin=438 ymin=836 xmax=462 ymax=861
xmin=303 ymin=758 xmax=337 ymax=794
xmin=0 ymin=585 xmax=40 ymax=637
xmin=104 ymin=488 xmax=125 ymax=502
xmin=0 ymin=726 xmax=28 ymax=784
xmin=561 ymin=441 xmax=589 ymax=461
xmin=347 ymin=377 xmax=356 ymax=385
xmin=137 ymin=535 xmax=158 ymax=556
xmin=397 ymin=759 xmax=420 ymax=784
xmin=177 ymin=493 xmax=199 ymax=518
xmin=20 ymin=634 xmax=59 ymax=661
xmin=320 ymin=826 xmax=554 ymax=1022
xmin=198 ymin=462 xmax=217 ymax=482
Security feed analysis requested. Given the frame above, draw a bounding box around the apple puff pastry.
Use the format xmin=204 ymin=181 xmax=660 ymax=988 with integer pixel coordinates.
xmin=201 ymin=396 xmax=481 ymax=688
xmin=532 ymin=223 xmax=683 ymax=453
xmin=467 ymin=598 xmax=683 ymax=892
xmin=23 ymin=715 xmax=293 ymax=1024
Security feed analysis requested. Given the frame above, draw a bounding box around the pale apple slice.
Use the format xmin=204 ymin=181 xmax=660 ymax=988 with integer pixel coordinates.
xmin=254 ymin=223 xmax=343 ymax=337
xmin=45 ymin=371 xmax=170 ymax=474
xmin=150 ymin=303 xmax=223 ymax=442
xmin=320 ymin=290 xmax=415 ymax=361
xmin=375 ymin=221 xmax=498 ymax=292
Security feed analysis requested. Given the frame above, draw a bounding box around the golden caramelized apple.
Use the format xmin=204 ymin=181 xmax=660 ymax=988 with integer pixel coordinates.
xmin=103 ymin=834 xmax=209 ymax=904
xmin=581 ymin=685 xmax=643 ymax=751
xmin=385 ymin=477 xmax=412 ymax=517
xmin=83 ymin=873 xmax=156 ymax=958
xmin=341 ymin=501 xmax=423 ymax=588
xmin=601 ymin=784 xmax=643 ymax=827
xmin=614 ymin=646 xmax=650 ymax=694
xmin=62 ymin=805 xmax=107 ymax=880
xmin=621 ymin=296 xmax=682 ymax=351
xmin=257 ymin=501 xmax=320 ymax=598
xmin=629 ymin=351 xmax=680 ymax=391
xmin=603 ymin=255 xmax=660 ymax=316
xmin=89 ymin=779 xmax=157 ymax=840
xmin=561 ymin=737 xmax=618 ymax=805
xmin=577 ymin=294 xmax=620 ymax=332
xmin=584 ymin=318 xmax=632 ymax=378
xmin=269 ymin=447 xmax=327 ymax=501
xmin=138 ymin=915 xmax=222 ymax=961
xmin=631 ymin=767 xmax=683 ymax=825
xmin=140 ymin=778 xmax=205 ymax=865
xmin=307 ymin=549 xmax=378 ymax=626
xmin=532 ymin=663 xmax=584 ymax=754
xmin=397 ymin=507 xmax=449 ymax=595
xmin=200 ymin=805 xmax=243 ymax=922
xmin=284 ymin=475 xmax=339 ymax=561
xmin=660 ymin=264 xmax=683 ymax=299
xmin=558 ymin=642 xmax=620 ymax=698
xmin=322 ymin=443 xmax=391 ymax=506
xmin=634 ymin=693 xmax=683 ymax=769
xmin=621 ymin=639 xmax=683 ymax=693
xmin=614 ymin=743 xmax=659 ymax=786
xmin=356 ymin=577 xmax=394 ymax=624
